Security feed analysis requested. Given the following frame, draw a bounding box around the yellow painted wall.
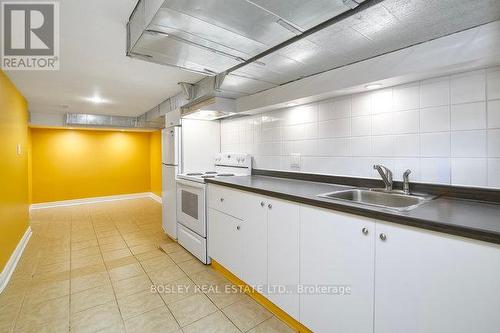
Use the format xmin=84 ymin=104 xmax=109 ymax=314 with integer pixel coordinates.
xmin=149 ymin=130 xmax=162 ymax=197
xmin=0 ymin=71 xmax=30 ymax=272
xmin=31 ymin=128 xmax=154 ymax=203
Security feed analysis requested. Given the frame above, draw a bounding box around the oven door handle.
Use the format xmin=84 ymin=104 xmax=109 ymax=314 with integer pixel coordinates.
xmin=176 ymin=178 xmax=206 ymax=189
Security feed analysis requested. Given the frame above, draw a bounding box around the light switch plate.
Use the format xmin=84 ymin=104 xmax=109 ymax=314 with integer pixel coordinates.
xmin=290 ymin=153 xmax=301 ymax=170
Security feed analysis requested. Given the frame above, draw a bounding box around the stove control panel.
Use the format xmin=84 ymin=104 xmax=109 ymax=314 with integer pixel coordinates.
xmin=215 ymin=153 xmax=252 ymax=169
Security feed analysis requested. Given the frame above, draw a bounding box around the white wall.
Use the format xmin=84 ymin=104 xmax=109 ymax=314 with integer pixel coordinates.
xmin=221 ymin=67 xmax=500 ymax=189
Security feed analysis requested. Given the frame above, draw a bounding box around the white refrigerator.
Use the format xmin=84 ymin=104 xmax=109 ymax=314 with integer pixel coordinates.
xmin=162 ymin=125 xmax=181 ymax=239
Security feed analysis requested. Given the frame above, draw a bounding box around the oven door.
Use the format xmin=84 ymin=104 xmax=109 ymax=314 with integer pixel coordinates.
xmin=176 ymin=179 xmax=206 ymax=237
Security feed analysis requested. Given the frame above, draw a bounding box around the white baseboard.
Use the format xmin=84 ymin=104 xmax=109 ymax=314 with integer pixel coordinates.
xmin=30 ymin=192 xmax=162 ymax=210
xmin=0 ymin=227 xmax=32 ymax=294
xmin=149 ymin=193 xmax=162 ymax=204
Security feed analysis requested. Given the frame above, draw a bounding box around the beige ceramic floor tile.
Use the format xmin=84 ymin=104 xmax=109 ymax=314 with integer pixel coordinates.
xmin=109 ymin=262 xmax=144 ymax=282
xmin=71 ymin=271 xmax=111 ymax=294
xmin=97 ymin=236 xmax=124 ymax=246
xmin=112 ymin=273 xmax=152 ymax=299
xmin=205 ymin=281 xmax=246 ymax=309
xmin=182 ymin=311 xmax=240 ymax=333
xmin=140 ymin=255 xmax=175 ymax=273
xmin=71 ymin=246 xmax=101 ymax=259
xmin=168 ymin=294 xmax=218 ymax=327
xmin=147 ymin=265 xmax=187 ymax=286
xmin=99 ymin=239 xmax=127 ymax=252
xmin=24 ymin=279 xmax=70 ymax=306
xmin=71 ymin=284 xmax=115 ymax=314
xmin=102 ymin=248 xmax=132 ymax=263
xmin=105 ymin=256 xmax=137 ymax=270
xmin=129 ymin=243 xmax=158 ymax=255
xmin=70 ymin=263 xmax=107 ymax=279
xmin=16 ymin=295 xmax=69 ymax=330
xmin=222 ymin=297 xmax=273 ymax=332
xmin=178 ymin=259 xmax=210 ymax=276
xmin=159 ymin=242 xmax=183 ymax=254
xmin=71 ymin=254 xmax=104 ymax=270
xmin=116 ymin=289 xmax=164 ymax=319
xmin=168 ymin=250 xmax=195 ymax=264
xmin=14 ymin=317 xmax=69 ymax=333
xmin=247 ymin=317 xmax=297 ymax=333
xmin=71 ymin=239 xmax=98 ymax=251
xmin=190 ymin=269 xmax=226 ymax=287
xmin=157 ymin=277 xmax=198 ymax=305
xmin=70 ymin=301 xmax=123 ymax=333
xmin=134 ymin=249 xmax=164 ymax=261
xmin=124 ymin=306 xmax=180 ymax=333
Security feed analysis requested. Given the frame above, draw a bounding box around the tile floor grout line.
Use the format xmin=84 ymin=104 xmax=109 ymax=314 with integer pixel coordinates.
xmin=88 ymin=205 xmax=126 ymax=332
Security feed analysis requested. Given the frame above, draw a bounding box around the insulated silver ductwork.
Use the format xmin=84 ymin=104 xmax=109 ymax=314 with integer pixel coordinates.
xmin=128 ymin=0 xmax=500 ymax=99
xmin=65 ymin=113 xmax=163 ymax=130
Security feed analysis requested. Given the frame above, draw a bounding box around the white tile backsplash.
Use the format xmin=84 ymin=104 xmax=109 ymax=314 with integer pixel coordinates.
xmin=420 ymin=106 xmax=450 ymax=133
xmin=450 ymin=102 xmax=486 ymax=130
xmin=420 ymin=77 xmax=450 ymax=108
xmin=488 ymin=159 xmax=500 ymax=187
xmin=351 ymin=116 xmax=371 ymax=136
xmin=420 ymin=132 xmax=450 ymax=157
xmin=451 ymin=158 xmax=487 ymax=186
xmin=488 ymin=100 xmax=500 ymax=129
xmin=351 ymin=93 xmax=372 ymax=116
xmin=450 ymin=70 xmax=486 ymax=104
xmin=487 ymin=69 xmax=500 ymax=100
xmin=451 ymin=130 xmax=487 ymax=157
xmin=221 ymin=67 xmax=500 ymax=188
xmin=393 ymin=83 xmax=420 ymax=111
xmin=488 ymin=129 xmax=500 ymax=158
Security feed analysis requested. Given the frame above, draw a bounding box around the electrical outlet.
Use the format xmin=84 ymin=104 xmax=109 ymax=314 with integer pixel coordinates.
xmin=290 ymin=153 xmax=301 ymax=170
xmin=16 ymin=144 xmax=22 ymax=156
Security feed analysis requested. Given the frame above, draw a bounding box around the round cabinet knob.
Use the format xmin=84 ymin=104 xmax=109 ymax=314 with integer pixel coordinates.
xmin=268 ymin=204 xmax=272 ymax=209
xmin=362 ymin=227 xmax=369 ymax=235
xmin=236 ymin=225 xmax=241 ymax=230
xmin=379 ymin=233 xmax=387 ymax=241
xmin=260 ymin=201 xmax=265 ymax=207
xmin=220 ymin=198 xmax=224 ymax=202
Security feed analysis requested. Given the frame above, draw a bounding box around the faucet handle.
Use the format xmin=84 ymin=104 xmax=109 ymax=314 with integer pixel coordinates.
xmin=403 ymin=169 xmax=411 ymax=179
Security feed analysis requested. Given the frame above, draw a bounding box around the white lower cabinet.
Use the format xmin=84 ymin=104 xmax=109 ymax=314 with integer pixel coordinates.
xmin=207 ymin=208 xmax=243 ymax=277
xmin=374 ymin=221 xmax=500 ymax=333
xmin=208 ymin=185 xmax=500 ymax=333
xmin=299 ymin=205 xmax=376 ymax=333
xmin=268 ymin=198 xmax=300 ymax=319
xmin=240 ymin=195 xmax=268 ymax=291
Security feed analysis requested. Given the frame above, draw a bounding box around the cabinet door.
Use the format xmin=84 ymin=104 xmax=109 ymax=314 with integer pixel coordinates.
xmin=208 ymin=208 xmax=243 ymax=277
xmin=375 ymin=221 xmax=500 ymax=333
xmin=268 ymin=198 xmax=300 ymax=319
xmin=300 ymin=206 xmax=375 ymax=333
xmin=240 ymin=194 xmax=268 ymax=291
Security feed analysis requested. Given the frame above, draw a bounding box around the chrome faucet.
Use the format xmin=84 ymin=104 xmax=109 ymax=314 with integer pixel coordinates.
xmin=373 ymin=164 xmax=393 ymax=191
xmin=403 ymin=169 xmax=412 ymax=195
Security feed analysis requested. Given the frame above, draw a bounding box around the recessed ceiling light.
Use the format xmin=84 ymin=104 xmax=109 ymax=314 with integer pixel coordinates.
xmin=365 ymin=83 xmax=383 ymax=90
xmin=286 ymin=102 xmax=299 ymax=107
xmin=86 ymin=96 xmax=108 ymax=104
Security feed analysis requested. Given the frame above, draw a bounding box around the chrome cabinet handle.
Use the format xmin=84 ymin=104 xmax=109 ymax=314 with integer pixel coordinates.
xmin=362 ymin=227 xmax=369 ymax=235
xmin=236 ymin=225 xmax=241 ymax=230
xmin=268 ymin=204 xmax=272 ymax=209
xmin=379 ymin=233 xmax=387 ymax=241
xmin=260 ymin=201 xmax=265 ymax=207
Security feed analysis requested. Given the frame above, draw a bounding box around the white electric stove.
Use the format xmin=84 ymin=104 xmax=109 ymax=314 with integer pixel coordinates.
xmin=176 ymin=153 xmax=252 ymax=264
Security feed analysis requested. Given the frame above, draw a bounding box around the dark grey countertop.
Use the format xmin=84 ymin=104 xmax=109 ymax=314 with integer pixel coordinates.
xmin=206 ymin=175 xmax=500 ymax=245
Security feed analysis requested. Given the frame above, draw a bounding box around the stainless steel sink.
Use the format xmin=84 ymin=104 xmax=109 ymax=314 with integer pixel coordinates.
xmin=317 ymin=189 xmax=435 ymax=211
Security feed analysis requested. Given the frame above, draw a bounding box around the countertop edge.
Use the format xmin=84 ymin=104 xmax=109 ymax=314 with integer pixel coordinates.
xmin=205 ymin=178 xmax=500 ymax=246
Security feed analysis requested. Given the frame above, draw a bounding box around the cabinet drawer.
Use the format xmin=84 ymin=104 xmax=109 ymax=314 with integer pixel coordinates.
xmin=208 ymin=184 xmax=249 ymax=219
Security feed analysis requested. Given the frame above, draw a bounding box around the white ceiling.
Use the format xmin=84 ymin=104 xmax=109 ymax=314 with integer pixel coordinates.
xmin=5 ymin=0 xmax=203 ymax=117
